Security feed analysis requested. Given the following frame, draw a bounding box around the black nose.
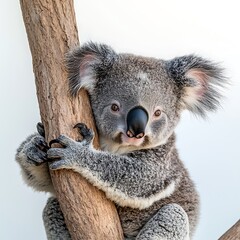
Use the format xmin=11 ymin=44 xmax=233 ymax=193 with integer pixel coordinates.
xmin=126 ymin=107 xmax=148 ymax=138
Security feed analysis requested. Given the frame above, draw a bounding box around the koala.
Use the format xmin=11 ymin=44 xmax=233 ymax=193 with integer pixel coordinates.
xmin=16 ymin=42 xmax=226 ymax=240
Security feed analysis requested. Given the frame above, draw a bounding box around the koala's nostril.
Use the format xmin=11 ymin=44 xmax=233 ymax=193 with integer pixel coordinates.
xmin=136 ymin=132 xmax=144 ymax=139
xmin=126 ymin=130 xmax=134 ymax=138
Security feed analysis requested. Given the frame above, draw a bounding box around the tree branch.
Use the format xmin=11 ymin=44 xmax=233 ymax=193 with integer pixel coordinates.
xmin=19 ymin=0 xmax=123 ymax=239
xmin=219 ymin=220 xmax=240 ymax=240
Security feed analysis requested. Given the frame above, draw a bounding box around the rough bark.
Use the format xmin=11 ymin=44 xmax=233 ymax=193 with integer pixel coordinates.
xmin=19 ymin=0 xmax=123 ymax=239
xmin=219 ymin=220 xmax=240 ymax=240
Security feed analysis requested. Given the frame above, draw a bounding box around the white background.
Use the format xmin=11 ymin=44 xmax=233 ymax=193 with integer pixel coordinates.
xmin=0 ymin=0 xmax=239 ymax=239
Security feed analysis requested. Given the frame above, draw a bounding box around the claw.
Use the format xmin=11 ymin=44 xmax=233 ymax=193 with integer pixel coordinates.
xmin=37 ymin=122 xmax=45 ymax=137
xmin=49 ymin=139 xmax=66 ymax=148
xmin=74 ymin=123 xmax=94 ymax=140
xmin=27 ymin=147 xmax=48 ymax=166
xmin=27 ymin=156 xmax=44 ymax=166
xmin=35 ymin=139 xmax=49 ymax=151
xmin=74 ymin=123 xmax=88 ymax=134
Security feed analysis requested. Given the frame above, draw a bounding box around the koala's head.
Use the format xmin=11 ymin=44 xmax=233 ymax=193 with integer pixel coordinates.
xmin=67 ymin=42 xmax=225 ymax=153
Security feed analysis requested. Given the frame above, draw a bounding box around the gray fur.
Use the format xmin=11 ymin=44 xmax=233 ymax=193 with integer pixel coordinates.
xmin=16 ymin=42 xmax=227 ymax=239
xmin=166 ymin=55 xmax=226 ymax=117
xmin=47 ymin=126 xmax=198 ymax=239
xmin=136 ymin=204 xmax=189 ymax=240
xmin=66 ymin=41 xmax=118 ymax=96
xmin=43 ymin=197 xmax=71 ymax=240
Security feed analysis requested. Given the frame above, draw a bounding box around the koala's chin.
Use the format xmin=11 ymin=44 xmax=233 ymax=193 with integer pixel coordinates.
xmin=99 ymin=134 xmax=144 ymax=154
xmin=121 ymin=133 xmax=145 ymax=147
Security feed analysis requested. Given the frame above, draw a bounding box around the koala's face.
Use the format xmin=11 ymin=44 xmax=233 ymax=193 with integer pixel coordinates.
xmin=90 ymin=55 xmax=180 ymax=152
xmin=67 ymin=43 xmax=225 ymax=153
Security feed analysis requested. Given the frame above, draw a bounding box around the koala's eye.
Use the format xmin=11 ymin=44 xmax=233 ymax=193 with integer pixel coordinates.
xmin=111 ymin=103 xmax=120 ymax=112
xmin=154 ymin=109 xmax=161 ymax=117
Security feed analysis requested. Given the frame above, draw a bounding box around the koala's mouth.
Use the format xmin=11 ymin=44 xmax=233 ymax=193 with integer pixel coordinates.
xmin=114 ymin=133 xmax=149 ymax=147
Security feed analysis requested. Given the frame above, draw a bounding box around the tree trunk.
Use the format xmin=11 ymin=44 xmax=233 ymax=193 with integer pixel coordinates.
xmin=219 ymin=220 xmax=240 ymax=240
xmin=19 ymin=0 xmax=123 ymax=239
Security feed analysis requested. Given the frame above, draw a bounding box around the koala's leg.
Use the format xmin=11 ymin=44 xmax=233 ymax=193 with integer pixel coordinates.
xmin=43 ymin=197 xmax=71 ymax=240
xmin=136 ymin=204 xmax=190 ymax=240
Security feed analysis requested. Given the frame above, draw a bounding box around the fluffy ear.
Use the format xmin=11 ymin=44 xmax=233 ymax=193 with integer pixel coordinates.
xmin=66 ymin=42 xmax=118 ymax=96
xmin=167 ymin=55 xmax=227 ymax=116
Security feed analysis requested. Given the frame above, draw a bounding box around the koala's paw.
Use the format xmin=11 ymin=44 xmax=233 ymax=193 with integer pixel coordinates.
xmin=26 ymin=135 xmax=49 ymax=166
xmin=47 ymin=124 xmax=94 ymax=170
xmin=27 ymin=123 xmax=49 ymax=165
xmin=47 ymin=135 xmax=81 ymax=170
xmin=16 ymin=123 xmax=49 ymax=166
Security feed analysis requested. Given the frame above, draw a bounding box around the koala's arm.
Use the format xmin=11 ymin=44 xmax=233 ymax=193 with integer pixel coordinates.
xmin=48 ymin=126 xmax=178 ymax=209
xmin=16 ymin=133 xmax=54 ymax=194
